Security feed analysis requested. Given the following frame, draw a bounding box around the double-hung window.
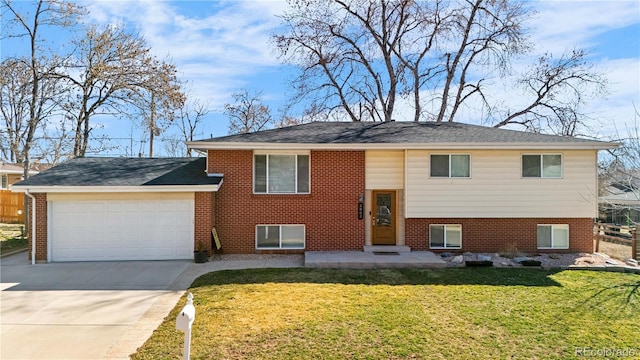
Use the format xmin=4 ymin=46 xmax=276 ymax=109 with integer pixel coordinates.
xmin=430 ymin=154 xmax=470 ymax=178
xmin=537 ymin=224 xmax=569 ymax=249
xmin=522 ymin=154 xmax=562 ymax=178
xmin=254 ymin=153 xmax=310 ymax=194
xmin=256 ymin=225 xmax=305 ymax=249
xmin=429 ymin=224 xmax=462 ymax=249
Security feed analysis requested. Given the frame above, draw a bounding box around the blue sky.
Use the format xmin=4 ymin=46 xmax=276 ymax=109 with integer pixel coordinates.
xmin=3 ymin=0 xmax=640 ymax=157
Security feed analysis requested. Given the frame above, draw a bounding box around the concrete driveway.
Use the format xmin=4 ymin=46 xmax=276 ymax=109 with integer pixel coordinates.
xmin=0 ymin=252 xmax=191 ymax=360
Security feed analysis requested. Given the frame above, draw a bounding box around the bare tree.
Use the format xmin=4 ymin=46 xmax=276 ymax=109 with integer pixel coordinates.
xmin=492 ymin=49 xmax=607 ymax=136
xmin=1 ymin=0 xmax=83 ymax=177
xmin=58 ymin=24 xmax=184 ymax=157
xmin=31 ymin=116 xmax=73 ymax=165
xmin=274 ymin=0 xmax=606 ymax=134
xmin=171 ymin=99 xmax=210 ymax=157
xmin=137 ymin=59 xmax=185 ymax=157
xmin=0 ymin=59 xmax=31 ymax=162
xmin=224 ymin=89 xmax=273 ymax=134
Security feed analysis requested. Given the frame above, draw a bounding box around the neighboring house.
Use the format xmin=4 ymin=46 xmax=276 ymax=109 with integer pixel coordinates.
xmin=598 ymin=177 xmax=640 ymax=225
xmin=0 ymin=162 xmax=40 ymax=189
xmin=1 ymin=162 xmax=41 ymax=223
xmin=13 ymin=122 xmax=617 ymax=263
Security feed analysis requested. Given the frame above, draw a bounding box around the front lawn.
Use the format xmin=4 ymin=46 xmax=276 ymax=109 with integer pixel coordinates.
xmin=0 ymin=224 xmax=27 ymax=254
xmin=132 ymin=268 xmax=639 ymax=360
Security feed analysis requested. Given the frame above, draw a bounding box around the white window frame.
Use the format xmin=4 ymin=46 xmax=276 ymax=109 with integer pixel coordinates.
xmin=429 ymin=154 xmax=471 ymax=178
xmin=429 ymin=224 xmax=462 ymax=249
xmin=521 ymin=154 xmax=563 ymax=179
xmin=255 ymin=224 xmax=306 ymax=250
xmin=537 ymin=224 xmax=569 ymax=249
xmin=253 ymin=151 xmax=310 ymax=194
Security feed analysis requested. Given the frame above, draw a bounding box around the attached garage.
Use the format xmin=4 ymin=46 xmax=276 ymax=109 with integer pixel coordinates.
xmin=12 ymin=157 xmax=222 ymax=263
xmin=48 ymin=194 xmax=194 ymax=261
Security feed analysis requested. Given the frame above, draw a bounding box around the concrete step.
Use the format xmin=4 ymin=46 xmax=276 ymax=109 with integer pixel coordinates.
xmin=363 ymin=245 xmax=411 ymax=253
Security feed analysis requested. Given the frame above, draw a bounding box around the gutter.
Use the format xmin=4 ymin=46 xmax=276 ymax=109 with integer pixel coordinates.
xmin=24 ymin=190 xmax=36 ymax=265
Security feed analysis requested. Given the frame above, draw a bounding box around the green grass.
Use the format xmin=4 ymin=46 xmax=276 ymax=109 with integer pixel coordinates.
xmin=0 ymin=224 xmax=27 ymax=253
xmin=132 ymin=268 xmax=640 ymax=360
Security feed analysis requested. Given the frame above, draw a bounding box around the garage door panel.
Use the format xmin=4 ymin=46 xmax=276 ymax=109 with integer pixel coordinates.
xmin=50 ymin=198 xmax=195 ymax=261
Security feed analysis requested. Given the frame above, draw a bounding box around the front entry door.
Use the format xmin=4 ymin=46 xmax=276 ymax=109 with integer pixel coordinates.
xmin=372 ymin=191 xmax=396 ymax=245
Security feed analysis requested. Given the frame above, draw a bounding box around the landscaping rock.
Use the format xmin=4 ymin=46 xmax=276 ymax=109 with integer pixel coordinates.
xmin=549 ymin=254 xmax=561 ymax=259
xmin=626 ymin=259 xmax=639 ymax=267
xmin=440 ymin=252 xmax=453 ymax=258
xmin=513 ymin=257 xmax=531 ymax=264
xmin=451 ymin=255 xmax=464 ymax=264
xmin=477 ymin=254 xmax=492 ymax=262
xmin=605 ymin=259 xmax=618 ymax=265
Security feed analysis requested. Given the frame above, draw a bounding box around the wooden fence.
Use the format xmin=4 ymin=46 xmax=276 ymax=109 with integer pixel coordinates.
xmin=0 ymin=190 xmax=25 ymax=224
xmin=594 ymin=222 xmax=637 ymax=261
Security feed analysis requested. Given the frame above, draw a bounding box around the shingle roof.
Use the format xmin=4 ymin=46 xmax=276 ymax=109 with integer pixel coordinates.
xmin=13 ymin=157 xmax=221 ymax=187
xmin=191 ymin=121 xmax=613 ymax=147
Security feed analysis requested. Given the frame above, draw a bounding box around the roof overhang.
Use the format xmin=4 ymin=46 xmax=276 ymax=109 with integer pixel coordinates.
xmin=188 ymin=141 xmax=619 ymax=151
xmin=11 ymin=183 xmax=222 ymax=194
xmin=1 ymin=169 xmax=38 ymax=175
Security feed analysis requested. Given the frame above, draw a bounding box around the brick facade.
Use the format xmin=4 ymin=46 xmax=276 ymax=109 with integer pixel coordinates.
xmin=27 ymin=193 xmax=47 ymax=262
xmin=405 ymin=217 xmax=594 ymax=253
xmin=208 ymin=150 xmax=366 ymax=254
xmin=194 ymin=192 xmax=215 ymax=254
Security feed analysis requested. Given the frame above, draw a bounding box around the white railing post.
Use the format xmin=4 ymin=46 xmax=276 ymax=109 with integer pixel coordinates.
xmin=175 ymin=293 xmax=196 ymax=360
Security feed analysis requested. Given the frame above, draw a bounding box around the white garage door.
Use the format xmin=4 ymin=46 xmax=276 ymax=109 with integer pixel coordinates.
xmin=50 ymin=198 xmax=194 ymax=261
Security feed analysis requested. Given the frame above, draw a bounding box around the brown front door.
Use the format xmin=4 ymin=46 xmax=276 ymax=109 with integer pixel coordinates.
xmin=372 ymin=190 xmax=396 ymax=245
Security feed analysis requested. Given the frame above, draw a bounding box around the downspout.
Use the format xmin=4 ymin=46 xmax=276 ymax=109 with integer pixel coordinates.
xmin=25 ymin=190 xmax=36 ymax=265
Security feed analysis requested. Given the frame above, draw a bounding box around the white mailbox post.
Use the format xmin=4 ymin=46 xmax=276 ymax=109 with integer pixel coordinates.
xmin=176 ymin=293 xmax=196 ymax=360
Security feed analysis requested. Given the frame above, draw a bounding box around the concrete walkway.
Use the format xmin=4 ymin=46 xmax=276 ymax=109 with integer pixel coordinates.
xmin=305 ymin=251 xmax=447 ymax=269
xmin=0 ymin=253 xmax=303 ymax=360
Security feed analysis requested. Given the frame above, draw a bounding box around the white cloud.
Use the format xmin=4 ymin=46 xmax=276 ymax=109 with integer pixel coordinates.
xmin=84 ymin=0 xmax=286 ymax=109
xmin=528 ymin=1 xmax=640 ymax=53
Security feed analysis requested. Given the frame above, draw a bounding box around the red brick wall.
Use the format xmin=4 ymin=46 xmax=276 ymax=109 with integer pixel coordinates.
xmin=208 ymin=150 xmax=366 ymax=254
xmin=194 ymin=192 xmax=215 ymax=254
xmin=405 ymin=218 xmax=594 ymax=253
xmin=26 ymin=193 xmax=47 ymax=262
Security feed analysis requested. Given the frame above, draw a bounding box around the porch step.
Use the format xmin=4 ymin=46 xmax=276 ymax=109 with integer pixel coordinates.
xmin=363 ymin=245 xmax=411 ymax=253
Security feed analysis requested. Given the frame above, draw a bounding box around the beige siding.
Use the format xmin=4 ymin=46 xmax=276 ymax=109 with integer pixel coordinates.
xmin=365 ymin=150 xmax=404 ymax=189
xmin=47 ymin=192 xmax=194 ymax=201
xmin=406 ymin=150 xmax=598 ymax=218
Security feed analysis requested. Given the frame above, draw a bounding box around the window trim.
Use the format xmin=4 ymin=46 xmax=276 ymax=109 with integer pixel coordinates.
xmin=253 ymin=151 xmax=311 ymax=194
xmin=537 ymin=224 xmax=569 ymax=249
xmin=521 ymin=153 xmax=563 ymax=179
xmin=429 ymin=153 xmax=471 ymax=178
xmin=255 ymin=224 xmax=306 ymax=250
xmin=429 ymin=224 xmax=462 ymax=249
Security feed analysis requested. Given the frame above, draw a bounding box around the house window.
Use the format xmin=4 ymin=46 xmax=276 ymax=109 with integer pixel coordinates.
xmin=1 ymin=175 xmax=7 ymax=189
xmin=522 ymin=154 xmax=562 ymax=178
xmin=254 ymin=154 xmax=310 ymax=194
xmin=430 ymin=154 xmax=470 ymax=178
xmin=256 ymin=225 xmax=305 ymax=249
xmin=537 ymin=224 xmax=569 ymax=249
xmin=429 ymin=224 xmax=462 ymax=249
